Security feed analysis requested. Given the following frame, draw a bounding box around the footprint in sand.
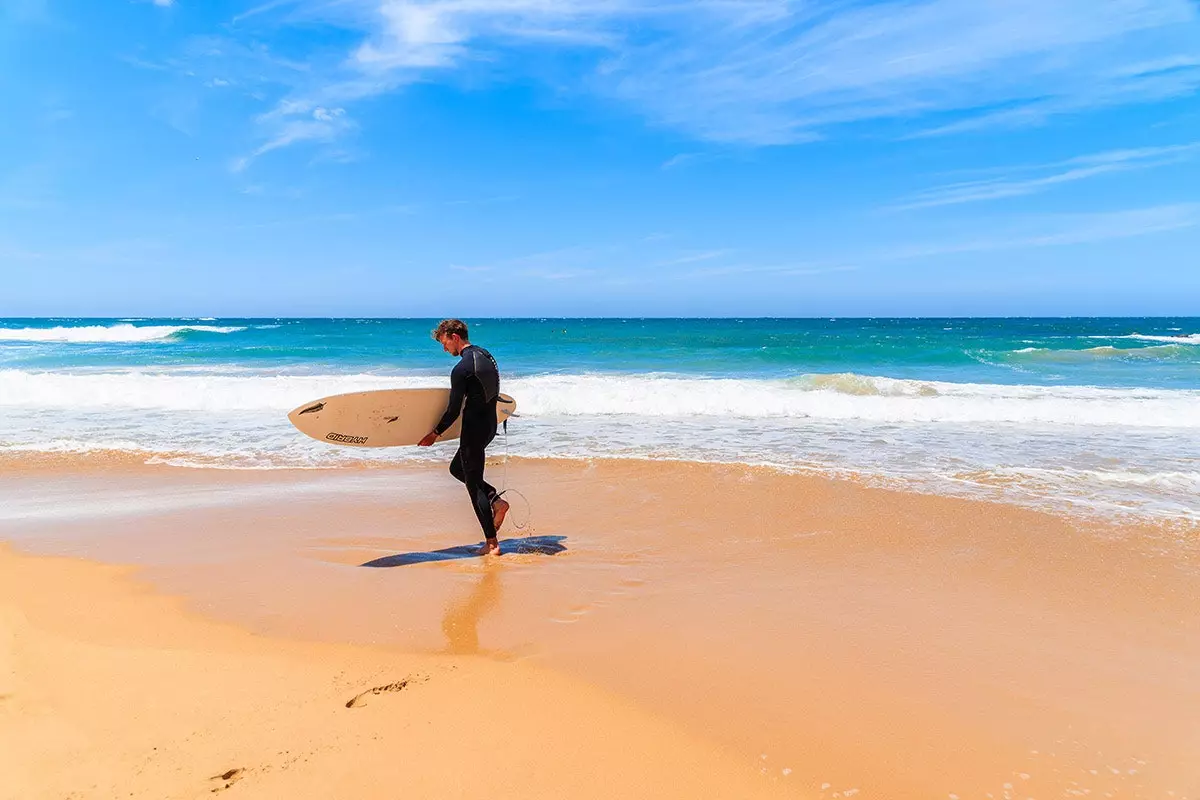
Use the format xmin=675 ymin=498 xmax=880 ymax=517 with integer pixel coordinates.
xmin=345 ymin=675 xmax=427 ymax=708
xmin=209 ymin=767 xmax=244 ymax=793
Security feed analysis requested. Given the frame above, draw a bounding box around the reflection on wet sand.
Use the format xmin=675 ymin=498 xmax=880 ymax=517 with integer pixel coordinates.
xmin=441 ymin=565 xmax=503 ymax=655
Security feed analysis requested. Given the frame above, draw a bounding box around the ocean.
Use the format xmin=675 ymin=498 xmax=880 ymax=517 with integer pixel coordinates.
xmin=1 ymin=317 xmax=1198 ymax=523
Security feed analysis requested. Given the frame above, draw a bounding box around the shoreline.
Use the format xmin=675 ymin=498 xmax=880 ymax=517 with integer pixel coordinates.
xmin=4 ymin=447 xmax=1197 ymax=532
xmin=3 ymin=454 xmax=1198 ymax=798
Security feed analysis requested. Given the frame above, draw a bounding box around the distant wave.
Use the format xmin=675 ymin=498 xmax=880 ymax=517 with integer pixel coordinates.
xmin=0 ymin=324 xmax=246 ymax=343
xmin=3 ymin=369 xmax=1199 ymax=427
xmin=1006 ymin=344 xmax=1190 ymax=362
xmin=1088 ymin=333 xmax=1200 ymax=345
xmin=790 ymin=372 xmax=940 ymax=397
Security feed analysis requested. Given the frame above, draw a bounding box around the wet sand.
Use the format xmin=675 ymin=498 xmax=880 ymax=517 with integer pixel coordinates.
xmin=2 ymin=454 xmax=1198 ymax=799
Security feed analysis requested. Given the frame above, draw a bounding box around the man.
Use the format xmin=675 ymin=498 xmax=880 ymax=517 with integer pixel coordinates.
xmin=418 ymin=319 xmax=510 ymax=555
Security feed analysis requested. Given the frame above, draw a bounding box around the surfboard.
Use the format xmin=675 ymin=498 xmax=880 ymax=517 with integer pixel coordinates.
xmin=287 ymin=388 xmax=517 ymax=448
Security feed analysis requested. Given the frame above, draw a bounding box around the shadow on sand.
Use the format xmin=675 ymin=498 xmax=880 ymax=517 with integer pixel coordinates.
xmin=360 ymin=535 xmax=568 ymax=567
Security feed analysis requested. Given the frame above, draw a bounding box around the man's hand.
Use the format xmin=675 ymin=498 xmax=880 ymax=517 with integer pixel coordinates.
xmin=417 ymin=431 xmax=439 ymax=447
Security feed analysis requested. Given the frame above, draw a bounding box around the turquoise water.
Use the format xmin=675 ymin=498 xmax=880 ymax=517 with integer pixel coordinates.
xmin=3 ymin=317 xmax=1199 ymax=386
xmin=2 ymin=317 xmax=1199 ymax=522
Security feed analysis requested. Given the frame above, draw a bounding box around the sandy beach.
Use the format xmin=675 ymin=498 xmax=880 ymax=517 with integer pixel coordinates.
xmin=7 ymin=0 xmax=1200 ymax=790
xmin=2 ymin=454 xmax=1197 ymax=799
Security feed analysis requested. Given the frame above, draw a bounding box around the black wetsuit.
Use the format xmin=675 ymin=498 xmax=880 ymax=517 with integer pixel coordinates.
xmin=434 ymin=344 xmax=501 ymax=540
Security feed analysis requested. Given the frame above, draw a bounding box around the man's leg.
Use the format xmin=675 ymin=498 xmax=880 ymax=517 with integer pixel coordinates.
xmin=456 ymin=442 xmax=498 ymax=503
xmin=475 ymin=427 xmax=509 ymax=532
xmin=459 ymin=441 xmax=499 ymax=554
xmin=449 ymin=447 xmax=465 ymax=484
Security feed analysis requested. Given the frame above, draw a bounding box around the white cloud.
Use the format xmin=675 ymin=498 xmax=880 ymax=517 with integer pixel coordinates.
xmin=896 ymin=142 xmax=1200 ymax=209
xmin=661 ymin=153 xmax=700 ymax=170
xmin=519 ymin=268 xmax=596 ymax=280
xmin=232 ymin=0 xmax=298 ymax=25
xmin=257 ymin=113 xmax=351 ymax=156
xmin=607 ymin=0 xmax=1200 ymax=143
xmin=153 ymin=0 xmax=175 ymax=6
xmin=653 ymin=249 xmax=732 ymax=267
xmin=882 ymin=204 xmax=1200 ymax=259
xmin=311 ymin=106 xmax=345 ymax=122
xmin=234 ymin=105 xmax=352 ymax=169
xmin=683 ymin=262 xmax=853 ymax=279
xmin=676 ymin=204 xmax=1200 ymax=282
xmin=232 ymin=0 xmax=1200 ymax=157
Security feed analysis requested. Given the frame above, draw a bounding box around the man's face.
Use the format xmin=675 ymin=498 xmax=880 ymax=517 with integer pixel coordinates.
xmin=439 ymin=334 xmax=464 ymax=356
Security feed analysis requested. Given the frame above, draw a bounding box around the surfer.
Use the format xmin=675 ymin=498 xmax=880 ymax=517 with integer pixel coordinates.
xmin=419 ymin=319 xmax=510 ymax=555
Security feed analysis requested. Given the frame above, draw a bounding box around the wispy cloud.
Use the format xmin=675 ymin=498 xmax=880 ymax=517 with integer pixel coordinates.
xmin=153 ymin=0 xmax=175 ymax=7
xmin=459 ymin=243 xmax=601 ymax=272
xmin=914 ymin=55 xmax=1200 ymax=137
xmin=229 ymin=211 xmax=359 ymax=230
xmin=222 ymin=0 xmax=1200 ymax=163
xmin=444 ymin=194 xmax=521 ymax=206
xmin=232 ymin=0 xmax=300 ymax=24
xmin=1 ymin=238 xmax=187 ymax=284
xmin=681 ymin=204 xmax=1200 ymax=280
xmin=653 ymin=249 xmax=731 ymax=267
xmin=120 ymin=54 xmax=171 ymax=71
xmin=226 ymin=203 xmax=415 ymax=229
xmin=881 ymin=203 xmax=1200 ymax=259
xmin=612 ymin=0 xmax=1200 ymax=143
xmin=682 ymin=262 xmax=857 ymax=279
xmin=248 ymin=105 xmax=353 ymax=163
xmin=661 ymin=152 xmax=704 ymax=170
xmin=895 ymin=141 xmax=1200 ymax=209
xmin=519 ymin=268 xmax=596 ymax=281
xmin=446 ymin=239 xmax=656 ymax=278
xmin=1 ymin=237 xmax=170 ymax=267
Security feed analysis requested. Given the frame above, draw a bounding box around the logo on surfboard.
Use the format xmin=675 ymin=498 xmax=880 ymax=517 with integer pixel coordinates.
xmin=326 ymin=432 xmax=368 ymax=444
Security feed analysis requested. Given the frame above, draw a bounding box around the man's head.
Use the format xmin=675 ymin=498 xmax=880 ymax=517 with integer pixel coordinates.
xmin=432 ymin=318 xmax=470 ymax=356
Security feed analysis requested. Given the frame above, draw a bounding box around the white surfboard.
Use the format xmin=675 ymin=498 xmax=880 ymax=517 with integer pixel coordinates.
xmin=287 ymin=388 xmax=517 ymax=448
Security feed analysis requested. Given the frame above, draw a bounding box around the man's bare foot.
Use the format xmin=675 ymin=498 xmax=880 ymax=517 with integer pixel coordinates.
xmin=478 ymin=539 xmax=501 ymax=557
xmin=492 ymin=497 xmax=510 ymax=531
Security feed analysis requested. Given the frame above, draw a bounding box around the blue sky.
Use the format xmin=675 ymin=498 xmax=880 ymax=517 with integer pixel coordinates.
xmin=2 ymin=0 xmax=1199 ymax=317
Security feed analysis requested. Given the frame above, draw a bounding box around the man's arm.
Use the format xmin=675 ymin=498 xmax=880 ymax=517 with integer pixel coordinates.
xmin=433 ymin=360 xmax=468 ymax=436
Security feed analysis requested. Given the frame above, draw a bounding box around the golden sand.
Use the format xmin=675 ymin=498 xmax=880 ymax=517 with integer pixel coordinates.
xmin=1 ymin=455 xmax=1197 ymax=798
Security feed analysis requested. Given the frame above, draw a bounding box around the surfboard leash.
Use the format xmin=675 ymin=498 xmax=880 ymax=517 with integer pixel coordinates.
xmin=497 ymin=416 xmax=531 ymax=531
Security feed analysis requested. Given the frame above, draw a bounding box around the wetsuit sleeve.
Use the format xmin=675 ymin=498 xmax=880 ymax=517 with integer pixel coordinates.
xmin=434 ymin=359 xmax=469 ymax=435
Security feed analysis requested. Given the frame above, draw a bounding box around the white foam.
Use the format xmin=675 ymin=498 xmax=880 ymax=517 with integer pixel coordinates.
xmin=3 ymin=369 xmax=1200 ymax=427
xmin=0 ymin=369 xmax=431 ymax=410
xmin=511 ymin=374 xmax=1200 ymax=428
xmin=0 ymin=474 xmax=401 ymax=523
xmin=0 ymin=324 xmax=245 ymax=343
xmin=0 ymin=438 xmax=167 ymax=455
xmin=1089 ymin=333 xmax=1200 ymax=345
